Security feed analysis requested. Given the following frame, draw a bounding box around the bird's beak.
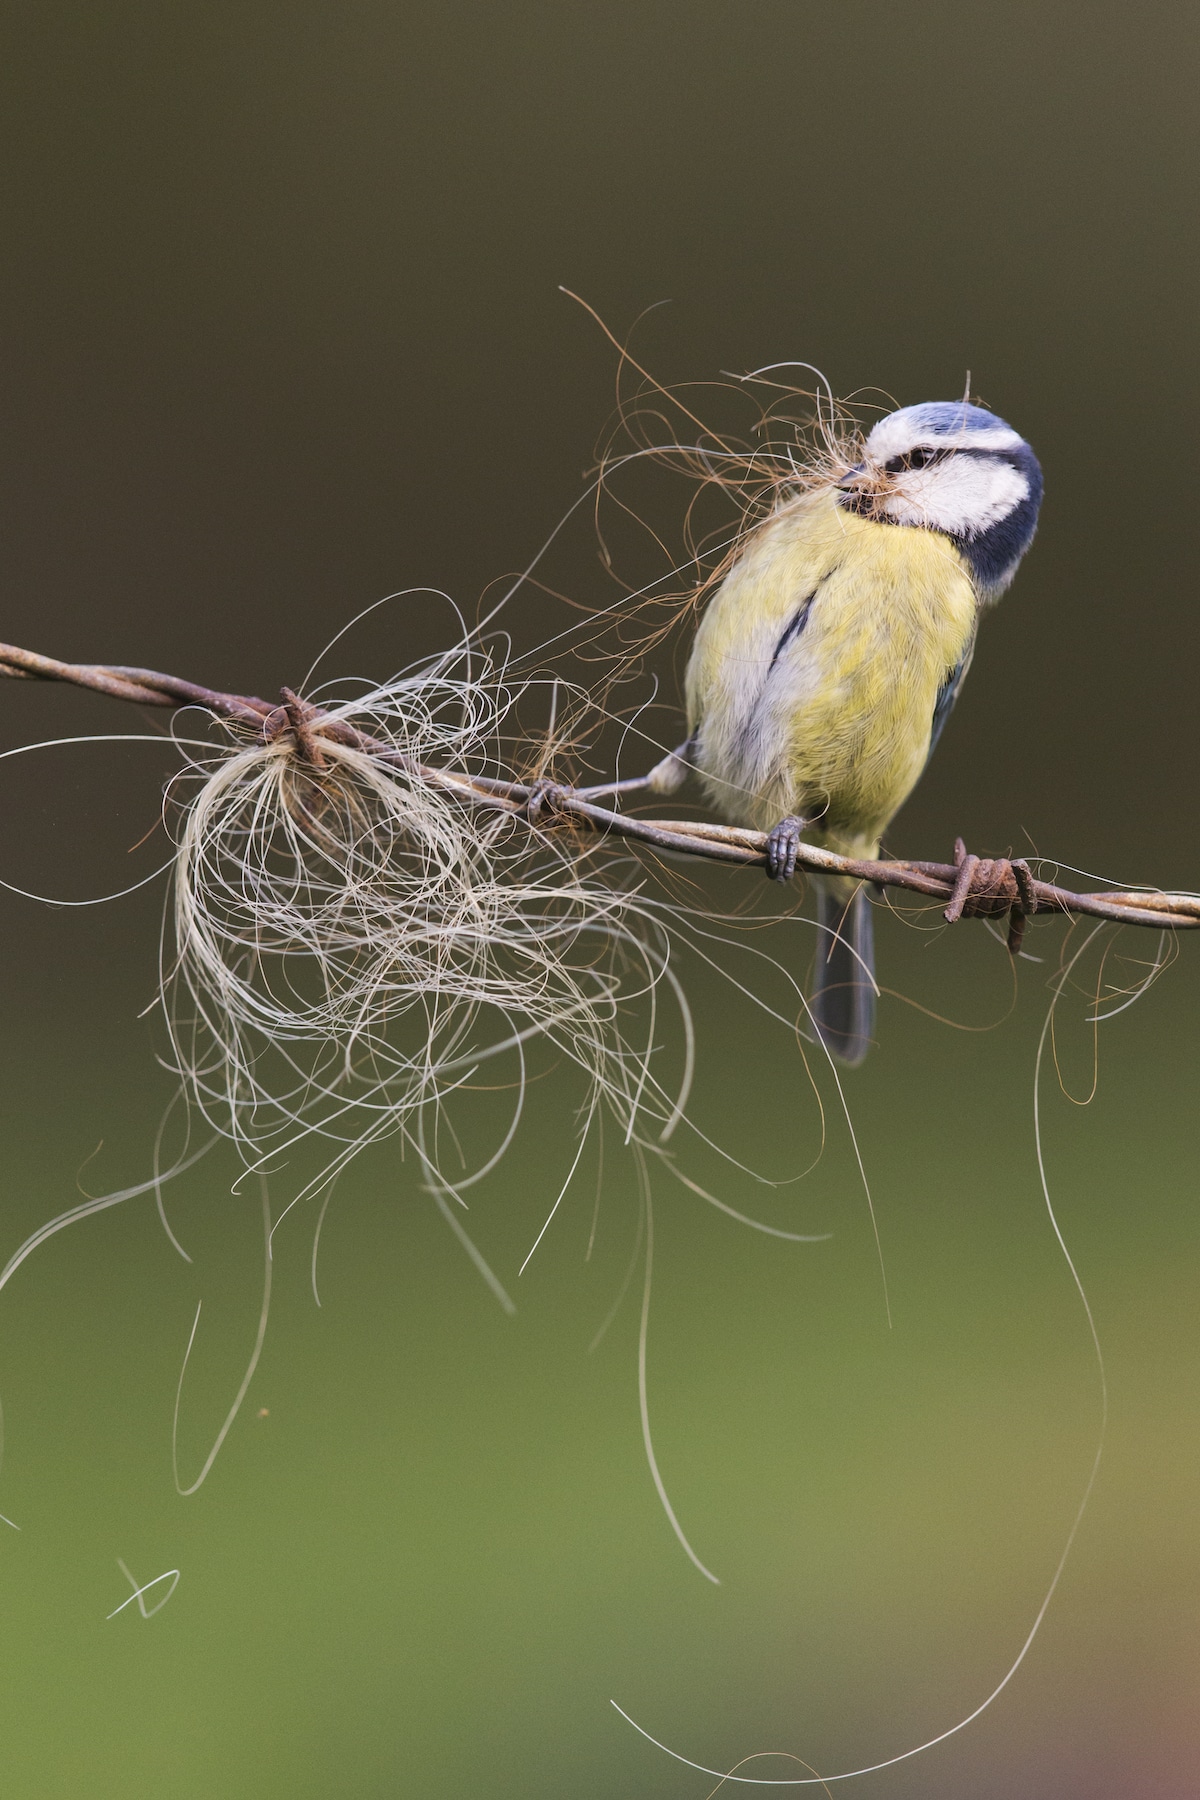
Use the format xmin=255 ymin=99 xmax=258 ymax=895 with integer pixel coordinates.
xmin=834 ymin=462 xmax=868 ymax=491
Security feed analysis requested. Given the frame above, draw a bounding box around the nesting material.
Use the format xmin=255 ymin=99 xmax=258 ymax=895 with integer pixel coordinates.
xmin=163 ymin=652 xmax=695 ymax=1229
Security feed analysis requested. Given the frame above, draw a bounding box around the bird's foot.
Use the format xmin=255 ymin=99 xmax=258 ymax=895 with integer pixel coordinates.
xmin=944 ymin=837 xmax=1038 ymax=953
xmin=764 ymin=816 xmax=808 ymax=882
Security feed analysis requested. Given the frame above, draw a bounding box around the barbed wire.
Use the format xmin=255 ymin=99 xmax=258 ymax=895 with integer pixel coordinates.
xmin=1 ymin=637 xmax=1196 ymax=942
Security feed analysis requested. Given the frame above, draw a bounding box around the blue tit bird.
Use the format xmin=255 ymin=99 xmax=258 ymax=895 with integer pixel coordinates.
xmin=651 ymin=400 xmax=1043 ymax=1065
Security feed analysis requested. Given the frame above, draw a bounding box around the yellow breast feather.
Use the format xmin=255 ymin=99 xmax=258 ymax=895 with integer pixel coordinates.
xmin=685 ymin=489 xmax=976 ymax=856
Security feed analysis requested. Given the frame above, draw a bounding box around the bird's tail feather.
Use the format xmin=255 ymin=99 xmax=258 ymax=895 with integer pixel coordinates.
xmin=811 ymin=883 xmax=876 ymax=1067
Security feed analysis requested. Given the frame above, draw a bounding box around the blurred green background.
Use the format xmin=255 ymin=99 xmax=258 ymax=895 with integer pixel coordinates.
xmin=0 ymin=3 xmax=1197 ymax=1794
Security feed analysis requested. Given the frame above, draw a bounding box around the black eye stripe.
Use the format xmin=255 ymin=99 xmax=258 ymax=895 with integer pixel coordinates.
xmin=881 ymin=444 xmax=1020 ymax=475
xmin=883 ymin=446 xmax=947 ymax=473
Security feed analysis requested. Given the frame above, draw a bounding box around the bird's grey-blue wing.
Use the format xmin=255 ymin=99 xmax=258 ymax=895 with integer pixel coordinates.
xmin=926 ymin=635 xmax=976 ymax=767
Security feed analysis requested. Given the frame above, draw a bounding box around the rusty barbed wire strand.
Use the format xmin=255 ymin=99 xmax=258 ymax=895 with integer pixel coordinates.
xmin=1 ymin=638 xmax=1196 ymax=937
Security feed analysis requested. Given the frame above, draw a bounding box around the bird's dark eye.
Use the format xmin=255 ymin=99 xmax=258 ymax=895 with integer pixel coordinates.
xmin=883 ymin=446 xmax=942 ymax=474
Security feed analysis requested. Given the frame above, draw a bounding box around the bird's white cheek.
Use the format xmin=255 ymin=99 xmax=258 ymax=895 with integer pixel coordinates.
xmin=882 ymin=460 xmax=1029 ymax=538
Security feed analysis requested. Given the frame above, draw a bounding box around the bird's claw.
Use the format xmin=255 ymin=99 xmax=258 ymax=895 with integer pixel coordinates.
xmin=765 ymin=816 xmax=806 ymax=882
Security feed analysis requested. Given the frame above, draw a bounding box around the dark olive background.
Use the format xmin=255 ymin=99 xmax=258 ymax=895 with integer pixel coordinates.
xmin=0 ymin=5 xmax=1197 ymax=1796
